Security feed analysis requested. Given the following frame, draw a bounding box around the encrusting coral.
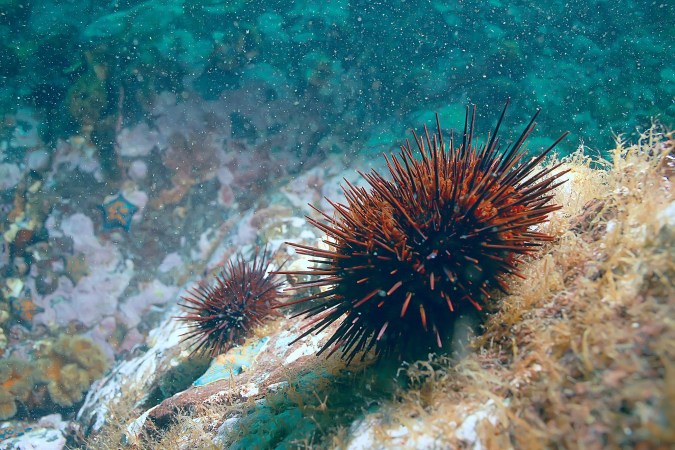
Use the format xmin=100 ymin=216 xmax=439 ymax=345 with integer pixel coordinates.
xmin=277 ymin=100 xmax=569 ymax=363
xmin=0 ymin=336 xmax=107 ymax=419
xmin=0 ymin=358 xmax=36 ymax=420
xmin=36 ymin=334 xmax=109 ymax=407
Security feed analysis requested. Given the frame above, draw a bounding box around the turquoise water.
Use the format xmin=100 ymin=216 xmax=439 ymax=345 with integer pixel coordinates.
xmin=1 ymin=0 xmax=672 ymax=157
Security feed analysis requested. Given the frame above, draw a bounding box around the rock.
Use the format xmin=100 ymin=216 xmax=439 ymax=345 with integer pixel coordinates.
xmin=0 ymin=164 xmax=21 ymax=191
xmin=0 ymin=414 xmax=68 ymax=450
xmin=26 ymin=149 xmax=50 ymax=172
xmin=76 ymin=311 xmax=185 ymax=433
xmin=118 ymin=280 xmax=178 ymax=329
xmin=128 ymin=160 xmax=148 ymax=181
xmin=117 ymin=123 xmax=161 ymax=157
xmin=142 ymin=317 xmax=337 ymax=432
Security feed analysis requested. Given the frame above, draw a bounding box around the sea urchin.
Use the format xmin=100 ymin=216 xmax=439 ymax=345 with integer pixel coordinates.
xmin=177 ymin=247 xmax=283 ymax=357
xmin=278 ymin=100 xmax=569 ymax=363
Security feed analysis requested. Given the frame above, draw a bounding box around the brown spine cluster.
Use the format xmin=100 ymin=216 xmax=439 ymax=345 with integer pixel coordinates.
xmin=177 ymin=247 xmax=283 ymax=357
xmin=278 ymin=100 xmax=569 ymax=363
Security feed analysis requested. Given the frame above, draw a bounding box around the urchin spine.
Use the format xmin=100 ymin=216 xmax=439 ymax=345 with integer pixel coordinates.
xmin=177 ymin=247 xmax=283 ymax=357
xmin=279 ymin=101 xmax=568 ymax=363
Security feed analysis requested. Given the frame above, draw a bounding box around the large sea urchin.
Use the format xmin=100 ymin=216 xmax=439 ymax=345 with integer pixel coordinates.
xmin=279 ymin=100 xmax=569 ymax=363
xmin=177 ymin=247 xmax=283 ymax=357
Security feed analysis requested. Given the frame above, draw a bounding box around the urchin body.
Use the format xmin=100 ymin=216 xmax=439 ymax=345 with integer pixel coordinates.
xmin=281 ymin=101 xmax=568 ymax=363
xmin=178 ymin=247 xmax=283 ymax=357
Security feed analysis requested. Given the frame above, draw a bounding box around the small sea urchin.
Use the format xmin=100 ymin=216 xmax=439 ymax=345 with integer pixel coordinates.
xmin=279 ymin=100 xmax=569 ymax=363
xmin=177 ymin=247 xmax=283 ymax=357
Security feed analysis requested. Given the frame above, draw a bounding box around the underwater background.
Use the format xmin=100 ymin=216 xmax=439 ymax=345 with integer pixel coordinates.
xmin=0 ymin=0 xmax=673 ymax=448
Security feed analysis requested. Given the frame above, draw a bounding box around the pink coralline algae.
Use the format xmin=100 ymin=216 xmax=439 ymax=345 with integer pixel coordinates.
xmin=34 ymin=270 xmax=131 ymax=329
xmin=34 ymin=213 xmax=131 ymax=330
xmin=0 ymin=163 xmax=22 ymax=190
xmin=118 ymin=280 xmax=178 ymax=329
xmin=116 ymin=122 xmax=161 ymax=157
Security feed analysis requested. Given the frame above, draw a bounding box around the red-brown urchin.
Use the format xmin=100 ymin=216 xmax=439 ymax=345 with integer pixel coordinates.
xmin=177 ymin=246 xmax=284 ymax=357
xmin=277 ymin=100 xmax=569 ymax=364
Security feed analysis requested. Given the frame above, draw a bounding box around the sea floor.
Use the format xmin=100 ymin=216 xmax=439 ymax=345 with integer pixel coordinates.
xmin=2 ymin=116 xmax=671 ymax=448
